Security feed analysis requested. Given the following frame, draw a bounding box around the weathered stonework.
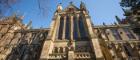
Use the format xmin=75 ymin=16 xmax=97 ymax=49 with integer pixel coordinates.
xmin=0 ymin=2 xmax=139 ymax=60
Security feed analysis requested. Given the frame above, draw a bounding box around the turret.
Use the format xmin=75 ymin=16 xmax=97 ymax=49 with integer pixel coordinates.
xmin=103 ymin=22 xmax=106 ymax=26
xmin=26 ymin=20 xmax=32 ymax=29
xmin=57 ymin=3 xmax=63 ymax=12
xmin=80 ymin=1 xmax=86 ymax=10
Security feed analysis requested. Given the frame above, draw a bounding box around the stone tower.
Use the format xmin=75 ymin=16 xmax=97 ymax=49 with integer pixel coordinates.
xmin=0 ymin=1 xmax=139 ymax=60
xmin=40 ymin=2 xmax=104 ymax=60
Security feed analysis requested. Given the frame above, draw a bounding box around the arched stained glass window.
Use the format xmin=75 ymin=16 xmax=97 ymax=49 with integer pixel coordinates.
xmin=65 ymin=16 xmax=70 ymax=40
xmin=58 ymin=17 xmax=64 ymax=40
xmin=78 ymin=16 xmax=87 ymax=39
xmin=111 ymin=29 xmax=122 ymax=40
xmin=124 ymin=28 xmax=136 ymax=39
xmin=73 ymin=16 xmax=78 ymax=40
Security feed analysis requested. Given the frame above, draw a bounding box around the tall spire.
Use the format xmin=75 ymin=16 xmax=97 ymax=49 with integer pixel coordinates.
xmin=103 ymin=22 xmax=106 ymax=26
xmin=69 ymin=1 xmax=75 ymax=7
xmin=26 ymin=20 xmax=32 ymax=29
xmin=80 ymin=1 xmax=86 ymax=10
xmin=70 ymin=1 xmax=73 ymax=5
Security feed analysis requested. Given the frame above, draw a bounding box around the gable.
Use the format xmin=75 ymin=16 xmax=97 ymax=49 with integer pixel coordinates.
xmin=64 ymin=3 xmax=79 ymax=12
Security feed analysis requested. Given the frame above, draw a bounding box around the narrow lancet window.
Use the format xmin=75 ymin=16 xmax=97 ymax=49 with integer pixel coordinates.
xmin=65 ymin=16 xmax=70 ymax=40
xmin=124 ymin=28 xmax=136 ymax=39
xmin=58 ymin=17 xmax=64 ymax=40
xmin=78 ymin=16 xmax=87 ymax=39
xmin=73 ymin=16 xmax=78 ymax=40
xmin=111 ymin=29 xmax=122 ymax=40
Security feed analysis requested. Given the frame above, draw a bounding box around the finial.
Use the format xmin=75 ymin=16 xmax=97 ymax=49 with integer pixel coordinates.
xmin=58 ymin=2 xmax=62 ymax=5
xmin=80 ymin=1 xmax=86 ymax=10
xmin=115 ymin=16 xmax=121 ymax=24
xmin=103 ymin=22 xmax=106 ymax=26
xmin=26 ymin=20 xmax=32 ymax=29
xmin=80 ymin=1 xmax=84 ymax=6
xmin=19 ymin=15 xmax=24 ymax=20
xmin=70 ymin=1 xmax=73 ymax=5
xmin=57 ymin=2 xmax=63 ymax=12
xmin=81 ymin=1 xmax=84 ymax=4
xmin=58 ymin=2 xmax=62 ymax=6
xmin=114 ymin=22 xmax=117 ymax=25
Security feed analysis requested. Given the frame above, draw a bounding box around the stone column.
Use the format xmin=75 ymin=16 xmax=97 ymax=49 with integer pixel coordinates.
xmin=40 ymin=15 xmax=60 ymax=59
xmin=70 ymin=16 xmax=74 ymax=40
xmin=55 ymin=16 xmax=61 ymax=39
xmin=63 ymin=47 xmax=65 ymax=53
xmin=47 ymin=16 xmax=57 ymax=40
xmin=57 ymin=47 xmax=60 ymax=53
xmin=68 ymin=51 xmax=74 ymax=60
xmin=40 ymin=40 xmax=54 ymax=59
xmin=51 ymin=15 xmax=61 ymax=40
xmin=76 ymin=14 xmax=81 ymax=39
xmin=83 ymin=13 xmax=104 ymax=60
xmin=62 ymin=16 xmax=66 ymax=40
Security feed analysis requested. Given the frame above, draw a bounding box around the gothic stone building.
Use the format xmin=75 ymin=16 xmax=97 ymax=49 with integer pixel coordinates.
xmin=0 ymin=2 xmax=140 ymax=60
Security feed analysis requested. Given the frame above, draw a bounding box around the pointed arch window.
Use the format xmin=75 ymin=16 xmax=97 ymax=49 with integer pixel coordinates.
xmin=78 ymin=16 xmax=87 ymax=39
xmin=111 ymin=29 xmax=122 ymax=40
xmin=65 ymin=16 xmax=70 ymax=40
xmin=124 ymin=28 xmax=136 ymax=39
xmin=58 ymin=17 xmax=64 ymax=40
xmin=73 ymin=16 xmax=79 ymax=40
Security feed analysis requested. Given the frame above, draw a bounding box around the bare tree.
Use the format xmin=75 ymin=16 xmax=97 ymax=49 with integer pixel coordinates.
xmin=0 ymin=0 xmax=64 ymax=19
xmin=0 ymin=0 xmax=20 ymax=18
xmin=37 ymin=0 xmax=56 ymax=17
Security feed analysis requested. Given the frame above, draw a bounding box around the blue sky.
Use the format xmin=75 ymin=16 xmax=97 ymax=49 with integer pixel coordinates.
xmin=6 ymin=0 xmax=125 ymax=28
